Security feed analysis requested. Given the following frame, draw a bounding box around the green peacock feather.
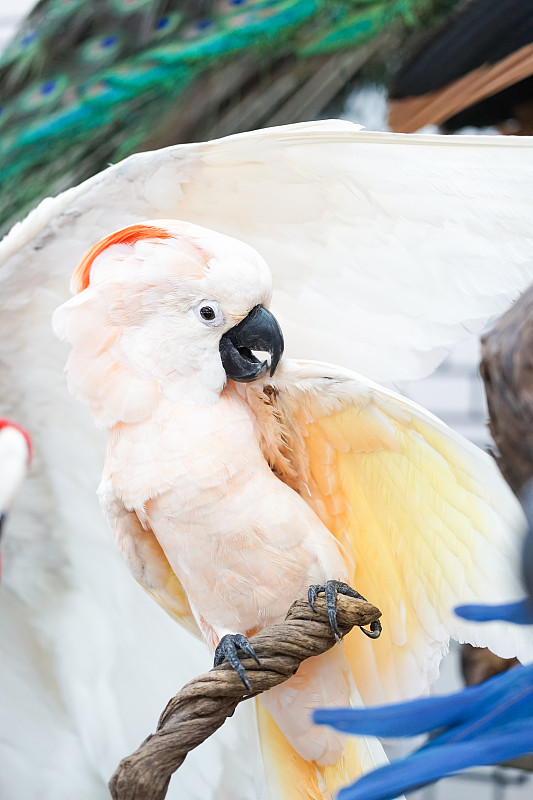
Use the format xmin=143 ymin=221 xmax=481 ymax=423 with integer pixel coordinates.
xmin=0 ymin=0 xmax=461 ymax=233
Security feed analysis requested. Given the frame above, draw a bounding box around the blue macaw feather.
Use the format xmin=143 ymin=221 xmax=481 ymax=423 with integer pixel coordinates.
xmin=315 ymin=663 xmax=533 ymax=739
xmin=335 ymin=720 xmax=533 ymax=800
xmin=314 ymin=596 xmax=533 ymax=800
xmin=315 ymin=692 xmax=476 ymax=738
xmin=456 ymin=599 xmax=533 ymax=624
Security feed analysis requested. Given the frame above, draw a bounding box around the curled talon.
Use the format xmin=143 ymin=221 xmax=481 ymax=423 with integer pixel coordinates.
xmin=308 ymin=584 xmax=322 ymax=614
xmin=308 ymin=580 xmax=380 ymax=642
xmin=361 ymin=619 xmax=382 ymax=639
xmin=213 ymin=633 xmax=260 ymax=691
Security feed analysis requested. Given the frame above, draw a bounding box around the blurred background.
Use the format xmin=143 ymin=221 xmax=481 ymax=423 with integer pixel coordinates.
xmin=1 ymin=1 xmax=532 ymax=797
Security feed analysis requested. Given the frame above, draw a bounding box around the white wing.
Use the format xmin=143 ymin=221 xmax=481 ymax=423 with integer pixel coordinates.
xmin=2 ymin=120 xmax=533 ymax=797
xmin=3 ymin=120 xmax=533 ymax=383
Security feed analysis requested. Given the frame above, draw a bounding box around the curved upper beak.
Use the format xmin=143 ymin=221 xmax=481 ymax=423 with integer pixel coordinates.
xmin=219 ymin=305 xmax=284 ymax=383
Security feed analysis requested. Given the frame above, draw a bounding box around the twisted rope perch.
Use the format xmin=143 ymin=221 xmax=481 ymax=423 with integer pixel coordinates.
xmin=109 ymin=594 xmax=381 ymax=800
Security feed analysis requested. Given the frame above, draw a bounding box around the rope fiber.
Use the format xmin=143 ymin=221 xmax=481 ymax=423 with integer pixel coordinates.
xmin=109 ymin=593 xmax=382 ymax=800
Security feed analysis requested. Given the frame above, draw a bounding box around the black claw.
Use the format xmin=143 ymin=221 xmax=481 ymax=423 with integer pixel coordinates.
xmin=362 ymin=619 xmax=383 ymax=639
xmin=307 ymin=579 xmax=381 ymax=641
xmin=213 ymin=633 xmax=260 ymax=691
xmin=325 ymin=581 xmax=342 ymax=642
xmin=308 ymin=584 xmax=320 ymax=613
xmin=238 ymin=635 xmax=261 ymax=665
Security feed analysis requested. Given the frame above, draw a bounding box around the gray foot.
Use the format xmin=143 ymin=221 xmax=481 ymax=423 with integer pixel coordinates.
xmin=213 ymin=633 xmax=260 ymax=691
xmin=308 ymin=579 xmax=382 ymax=642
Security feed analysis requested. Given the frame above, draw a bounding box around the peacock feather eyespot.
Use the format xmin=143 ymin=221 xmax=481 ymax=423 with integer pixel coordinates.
xmin=79 ymin=34 xmax=123 ymax=64
xmin=152 ymin=12 xmax=183 ymax=39
xmin=41 ymin=81 xmax=57 ymax=95
xmin=15 ymin=75 xmax=69 ymax=112
xmin=20 ymin=31 xmax=39 ymax=47
xmin=8 ymin=28 xmax=40 ymax=58
xmin=18 ymin=76 xmax=69 ymax=112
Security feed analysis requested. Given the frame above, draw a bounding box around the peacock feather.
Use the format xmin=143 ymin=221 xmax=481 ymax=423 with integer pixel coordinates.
xmin=0 ymin=0 xmax=460 ymax=233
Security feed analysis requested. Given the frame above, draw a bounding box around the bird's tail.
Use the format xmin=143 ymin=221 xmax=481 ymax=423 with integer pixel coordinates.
xmin=255 ymin=644 xmax=388 ymax=800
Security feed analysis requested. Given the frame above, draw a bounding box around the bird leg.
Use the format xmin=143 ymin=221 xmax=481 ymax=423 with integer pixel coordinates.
xmin=308 ymin=580 xmax=382 ymax=642
xmin=213 ymin=633 xmax=260 ymax=691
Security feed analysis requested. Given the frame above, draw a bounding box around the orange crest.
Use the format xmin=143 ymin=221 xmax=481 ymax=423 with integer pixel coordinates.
xmin=72 ymin=224 xmax=175 ymax=293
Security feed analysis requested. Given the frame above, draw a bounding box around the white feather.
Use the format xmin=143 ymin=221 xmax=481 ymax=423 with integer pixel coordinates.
xmin=0 ymin=427 xmax=29 ymax=513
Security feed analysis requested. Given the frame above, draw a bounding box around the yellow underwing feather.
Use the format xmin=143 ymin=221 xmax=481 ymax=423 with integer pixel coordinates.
xmin=243 ymin=358 xmax=532 ymax=708
xmin=257 ymin=702 xmax=326 ymax=800
xmin=256 ymin=696 xmax=383 ymax=800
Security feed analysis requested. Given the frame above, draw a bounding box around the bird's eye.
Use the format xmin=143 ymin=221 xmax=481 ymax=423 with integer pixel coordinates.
xmin=200 ymin=306 xmax=215 ymax=321
xmin=194 ymin=300 xmax=224 ymax=327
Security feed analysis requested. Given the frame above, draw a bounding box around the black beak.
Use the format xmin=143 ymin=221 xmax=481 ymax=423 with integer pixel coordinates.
xmin=219 ymin=305 xmax=284 ymax=383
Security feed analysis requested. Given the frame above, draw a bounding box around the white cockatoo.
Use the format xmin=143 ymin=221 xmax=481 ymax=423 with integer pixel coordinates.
xmin=0 ymin=420 xmax=31 ymax=573
xmin=3 ymin=120 xmax=533 ymax=799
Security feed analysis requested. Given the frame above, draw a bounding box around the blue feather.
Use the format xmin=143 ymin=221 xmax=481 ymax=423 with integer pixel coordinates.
xmin=456 ymin=599 xmax=533 ymax=624
xmin=336 ymin=721 xmax=533 ymax=800
xmin=315 ymin=600 xmax=533 ymax=800
xmin=315 ymin=663 xmax=533 ymax=738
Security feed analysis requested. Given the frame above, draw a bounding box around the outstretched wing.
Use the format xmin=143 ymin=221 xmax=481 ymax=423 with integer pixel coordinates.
xmin=240 ymin=358 xmax=532 ymax=705
xmin=3 ymin=120 xmax=533 ymax=385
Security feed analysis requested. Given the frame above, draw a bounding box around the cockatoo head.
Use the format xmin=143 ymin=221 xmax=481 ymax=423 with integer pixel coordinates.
xmin=0 ymin=420 xmax=31 ymax=548
xmin=53 ymin=220 xmax=284 ymax=425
